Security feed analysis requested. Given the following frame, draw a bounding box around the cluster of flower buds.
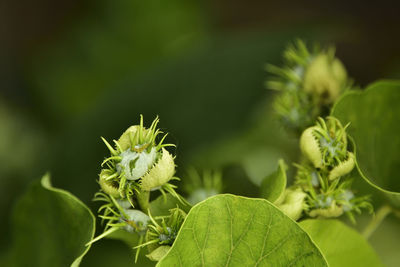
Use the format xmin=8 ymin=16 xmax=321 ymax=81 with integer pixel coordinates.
xmin=98 ymin=116 xmax=178 ymax=204
xmin=294 ymin=116 xmax=372 ymax=222
xmin=266 ymin=40 xmax=350 ymax=133
xmin=89 ymin=115 xmax=186 ymax=261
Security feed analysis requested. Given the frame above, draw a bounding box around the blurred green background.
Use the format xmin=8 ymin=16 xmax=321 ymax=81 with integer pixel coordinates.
xmin=1 ymin=0 xmax=400 ymax=266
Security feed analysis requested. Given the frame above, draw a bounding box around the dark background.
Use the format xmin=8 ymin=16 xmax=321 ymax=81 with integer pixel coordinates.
xmin=1 ymin=1 xmax=400 ymax=266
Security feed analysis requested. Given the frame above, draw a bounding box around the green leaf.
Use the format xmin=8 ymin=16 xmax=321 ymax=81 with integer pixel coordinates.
xmin=260 ymin=159 xmax=287 ymax=203
xmin=158 ymin=194 xmax=327 ymax=266
xmin=9 ymin=174 xmax=95 ymax=267
xmin=300 ymin=219 xmax=383 ymax=267
xmin=242 ymin=148 xmax=287 ymax=187
xmin=150 ymin=193 xmax=191 ymax=217
xmin=332 ymin=80 xmax=400 ymax=207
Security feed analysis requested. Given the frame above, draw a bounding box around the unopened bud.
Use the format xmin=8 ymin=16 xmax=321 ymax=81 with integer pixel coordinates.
xmin=277 ymin=188 xmax=307 ymax=221
xmin=303 ymin=54 xmax=347 ymax=105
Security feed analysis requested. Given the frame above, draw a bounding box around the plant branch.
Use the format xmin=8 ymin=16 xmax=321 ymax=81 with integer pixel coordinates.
xmin=137 ymin=190 xmax=150 ymax=213
xmin=362 ymin=204 xmax=392 ymax=239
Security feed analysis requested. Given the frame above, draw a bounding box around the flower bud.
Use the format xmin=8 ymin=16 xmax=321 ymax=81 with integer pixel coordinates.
xmin=300 ymin=126 xmax=323 ymax=168
xmin=140 ymin=148 xmax=175 ymax=191
xmin=300 ymin=117 xmax=350 ymax=170
xmin=99 ymin=115 xmax=175 ymax=196
xmin=99 ymin=169 xmax=120 ymax=198
xmin=184 ymin=168 xmax=222 ymax=205
xmin=328 ymin=152 xmax=355 ymax=180
xmin=277 ymin=188 xmax=307 ymax=221
xmin=309 ymin=201 xmax=343 ymax=218
xmin=124 ymin=209 xmax=150 ymax=233
xmin=139 ymin=208 xmax=186 ymax=256
xmin=117 ymin=147 xmax=157 ymax=181
xmin=303 ymin=54 xmax=347 ymax=105
xmin=118 ymin=125 xmax=141 ymax=151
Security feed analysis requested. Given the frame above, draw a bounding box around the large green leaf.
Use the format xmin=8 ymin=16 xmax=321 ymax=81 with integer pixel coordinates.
xmin=332 ymin=80 xmax=400 ymax=207
xmin=158 ymin=194 xmax=327 ymax=266
xmin=260 ymin=159 xmax=287 ymax=203
xmin=9 ymin=174 xmax=95 ymax=267
xmin=300 ymin=219 xmax=383 ymax=267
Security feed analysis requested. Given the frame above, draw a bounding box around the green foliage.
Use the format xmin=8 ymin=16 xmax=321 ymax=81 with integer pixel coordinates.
xmin=7 ymin=36 xmax=400 ymax=266
xmin=158 ymin=194 xmax=328 ymax=266
xmin=332 ymin=80 xmax=400 ymax=207
xmin=300 ymin=219 xmax=383 ymax=267
xmin=260 ymin=159 xmax=287 ymax=203
xmin=8 ymin=174 xmax=95 ymax=267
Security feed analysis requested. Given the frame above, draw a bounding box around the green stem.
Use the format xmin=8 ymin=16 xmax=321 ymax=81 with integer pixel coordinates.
xmin=137 ymin=190 xmax=150 ymax=213
xmin=362 ymin=205 xmax=392 ymax=239
xmin=392 ymin=208 xmax=400 ymax=219
xmin=394 ymin=209 xmax=400 ymax=218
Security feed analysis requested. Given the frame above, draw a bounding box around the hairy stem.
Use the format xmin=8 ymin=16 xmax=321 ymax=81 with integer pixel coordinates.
xmin=137 ymin=190 xmax=150 ymax=213
xmin=362 ymin=205 xmax=392 ymax=239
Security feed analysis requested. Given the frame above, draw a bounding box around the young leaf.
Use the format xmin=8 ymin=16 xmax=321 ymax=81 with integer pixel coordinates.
xmin=146 ymin=246 xmax=171 ymax=261
xmin=9 ymin=174 xmax=95 ymax=267
xmin=332 ymin=80 xmax=400 ymax=207
xmin=300 ymin=219 xmax=383 ymax=267
xmin=157 ymin=194 xmax=328 ymax=266
xmin=260 ymin=159 xmax=287 ymax=203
